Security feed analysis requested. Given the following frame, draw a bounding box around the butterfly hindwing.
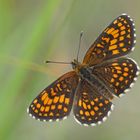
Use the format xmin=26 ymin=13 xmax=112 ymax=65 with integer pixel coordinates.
xmin=91 ymin=58 xmax=140 ymax=97
xmin=28 ymin=71 xmax=79 ymax=121
xmin=73 ymin=80 xmax=114 ymax=126
xmin=83 ymin=14 xmax=136 ymax=66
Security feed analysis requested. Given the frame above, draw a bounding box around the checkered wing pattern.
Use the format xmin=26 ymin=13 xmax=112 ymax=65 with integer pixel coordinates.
xmin=28 ymin=71 xmax=79 ymax=121
xmin=83 ymin=14 xmax=136 ymax=66
xmin=73 ymin=80 xmax=114 ymax=126
xmin=92 ymin=58 xmax=140 ymax=97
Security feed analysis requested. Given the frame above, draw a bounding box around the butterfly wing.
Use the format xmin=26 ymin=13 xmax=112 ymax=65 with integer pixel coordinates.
xmin=83 ymin=14 xmax=136 ymax=66
xmin=27 ymin=71 xmax=79 ymax=121
xmin=91 ymin=58 xmax=140 ymax=97
xmin=73 ymin=80 xmax=114 ymax=126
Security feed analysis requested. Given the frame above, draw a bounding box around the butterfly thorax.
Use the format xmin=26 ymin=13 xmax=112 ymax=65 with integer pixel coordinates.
xmin=72 ymin=59 xmax=88 ymax=73
xmin=72 ymin=59 xmax=113 ymax=100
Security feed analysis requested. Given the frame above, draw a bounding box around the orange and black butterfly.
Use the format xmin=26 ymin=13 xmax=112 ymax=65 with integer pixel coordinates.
xmin=27 ymin=13 xmax=139 ymax=126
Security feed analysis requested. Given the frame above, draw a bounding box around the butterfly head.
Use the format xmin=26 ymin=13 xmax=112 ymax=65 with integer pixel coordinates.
xmin=72 ymin=59 xmax=86 ymax=73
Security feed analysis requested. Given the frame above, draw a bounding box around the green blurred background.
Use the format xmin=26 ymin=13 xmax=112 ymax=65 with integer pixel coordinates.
xmin=0 ymin=0 xmax=140 ymax=140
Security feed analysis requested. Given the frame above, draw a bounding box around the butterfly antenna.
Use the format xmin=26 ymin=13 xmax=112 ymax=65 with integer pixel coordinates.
xmin=77 ymin=31 xmax=83 ymax=62
xmin=45 ymin=60 xmax=72 ymax=65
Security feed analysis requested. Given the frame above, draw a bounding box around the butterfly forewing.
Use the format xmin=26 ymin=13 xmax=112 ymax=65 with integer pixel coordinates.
xmin=74 ymin=80 xmax=114 ymax=126
xmin=91 ymin=58 xmax=140 ymax=97
xmin=28 ymin=71 xmax=79 ymax=121
xmin=83 ymin=14 xmax=136 ymax=66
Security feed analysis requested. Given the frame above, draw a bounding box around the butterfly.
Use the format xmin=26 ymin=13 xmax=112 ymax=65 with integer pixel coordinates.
xmin=27 ymin=13 xmax=140 ymax=126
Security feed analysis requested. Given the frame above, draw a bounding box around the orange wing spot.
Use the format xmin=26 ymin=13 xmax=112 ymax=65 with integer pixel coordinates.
xmin=83 ymin=92 xmax=87 ymax=95
xmin=80 ymin=110 xmax=84 ymax=115
xmin=102 ymin=37 xmax=110 ymax=43
xmin=83 ymin=102 xmax=87 ymax=109
xmin=57 ymin=83 xmax=62 ymax=91
xmin=39 ymin=113 xmax=42 ymax=116
xmin=49 ymin=112 xmax=54 ymax=116
xmin=124 ymin=20 xmax=127 ymax=23
xmin=47 ymin=99 xmax=52 ymax=105
xmin=53 ymin=96 xmax=59 ymax=103
xmin=65 ymin=98 xmax=70 ymax=105
xmin=96 ymin=49 xmax=102 ymax=54
xmin=120 ymin=26 xmax=126 ymax=30
xmin=94 ymin=106 xmax=99 ymax=111
xmin=88 ymin=118 xmax=92 ymax=121
xmin=110 ymin=39 xmax=117 ymax=45
xmin=51 ymin=88 xmax=56 ymax=96
xmin=129 ymin=64 xmax=133 ymax=67
xmin=78 ymin=99 xmax=82 ymax=107
xmin=100 ymin=96 xmax=103 ymax=100
xmin=36 ymin=103 xmax=41 ymax=108
xmin=109 ymin=45 xmax=117 ymax=50
xmin=113 ymin=20 xmax=118 ymax=24
xmin=113 ymin=33 xmax=119 ymax=38
xmin=85 ymin=111 xmax=90 ymax=116
xmin=125 ymin=80 xmax=129 ymax=84
xmin=99 ymin=103 xmax=103 ymax=107
xmin=44 ymin=114 xmax=48 ymax=116
xmin=115 ymin=82 xmax=119 ymax=86
xmin=119 ymin=76 xmax=124 ymax=81
xmin=121 ymin=31 xmax=126 ymax=35
xmin=97 ymin=44 xmax=104 ymax=48
xmin=115 ymin=89 xmax=118 ymax=93
xmin=59 ymin=94 xmax=65 ymax=103
xmin=119 ymin=43 xmax=124 ymax=47
xmin=122 ymin=63 xmax=127 ymax=66
xmin=41 ymin=92 xmax=48 ymax=101
xmin=45 ymin=106 xmax=50 ymax=112
xmin=51 ymin=105 xmax=56 ymax=110
xmin=124 ymin=67 xmax=129 ymax=72
xmin=66 ymin=89 xmax=70 ymax=92
xmin=122 ymin=48 xmax=127 ymax=52
xmin=81 ymin=116 xmax=85 ymax=120
xmin=87 ymin=105 xmax=91 ymax=109
xmin=34 ymin=109 xmax=38 ymax=113
xmin=113 ymin=74 xmax=118 ymax=78
xmin=111 ymin=29 xmax=119 ymax=35
xmin=123 ymin=72 xmax=128 ymax=77
xmin=90 ymin=110 xmax=95 ymax=116
xmin=117 ymin=70 xmax=122 ymax=74
xmin=44 ymin=97 xmax=49 ymax=105
xmin=99 ymin=112 xmax=103 ymax=116
xmin=33 ymin=99 xmax=38 ymax=104
xmin=58 ymin=105 xmax=62 ymax=109
xmin=111 ymin=78 xmax=115 ymax=83
xmin=106 ymin=27 xmax=114 ymax=34
xmin=32 ymin=106 xmax=35 ymax=110
xmin=112 ymin=63 xmax=118 ymax=66
xmin=120 ymin=18 xmax=124 ymax=21
xmin=119 ymin=36 xmax=124 ymax=41
xmin=127 ymin=34 xmax=130 ymax=38
xmin=94 ymin=98 xmax=99 ymax=102
xmin=56 ymin=113 xmax=60 ymax=116
xmin=118 ymin=22 xmax=122 ymax=26
xmin=64 ymin=107 xmax=68 ymax=112
xmin=40 ymin=106 xmax=45 ymax=112
xmin=91 ymin=101 xmax=94 ymax=105
xmin=105 ymin=100 xmax=109 ymax=104
xmin=112 ymin=50 xmax=119 ymax=55
xmin=115 ymin=66 xmax=121 ymax=70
